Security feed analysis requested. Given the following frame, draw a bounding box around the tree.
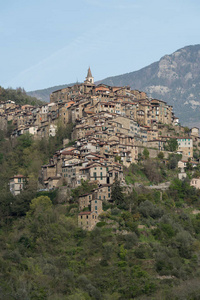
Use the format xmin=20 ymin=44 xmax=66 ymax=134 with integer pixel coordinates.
xmin=165 ymin=138 xmax=178 ymax=152
xmin=143 ymin=159 xmax=162 ymax=183
xmin=184 ymin=127 xmax=190 ymax=134
xmin=115 ymin=155 xmax=122 ymax=163
xmin=28 ymin=195 xmax=52 ymax=215
xmin=157 ymin=152 xmax=164 ymax=160
xmin=111 ymin=179 xmax=124 ymax=206
xmin=143 ymin=148 xmax=149 ymax=159
xmin=125 ymin=188 xmax=138 ymax=212
xmin=168 ymin=156 xmax=178 ymax=169
xmin=71 ymin=179 xmax=97 ymax=202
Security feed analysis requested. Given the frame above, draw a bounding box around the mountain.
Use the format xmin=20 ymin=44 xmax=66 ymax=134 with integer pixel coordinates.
xmin=100 ymin=44 xmax=200 ymax=128
xmin=28 ymin=45 xmax=200 ymax=127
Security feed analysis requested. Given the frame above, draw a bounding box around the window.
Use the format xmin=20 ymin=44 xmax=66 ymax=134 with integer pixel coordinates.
xmin=95 ymin=200 xmax=97 ymax=203
xmin=95 ymin=206 xmax=97 ymax=211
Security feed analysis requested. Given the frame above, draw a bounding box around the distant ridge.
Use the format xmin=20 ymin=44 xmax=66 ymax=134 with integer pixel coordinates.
xmin=28 ymin=45 xmax=200 ymax=127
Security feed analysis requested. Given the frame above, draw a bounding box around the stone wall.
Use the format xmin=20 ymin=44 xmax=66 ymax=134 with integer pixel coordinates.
xmin=137 ymin=146 xmax=170 ymax=159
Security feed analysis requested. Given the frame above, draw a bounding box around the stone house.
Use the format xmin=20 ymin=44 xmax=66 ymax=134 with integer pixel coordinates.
xmin=62 ymin=162 xmax=83 ymax=187
xmin=178 ymin=171 xmax=187 ymax=180
xmin=95 ymin=184 xmax=112 ymax=201
xmin=47 ymin=176 xmax=62 ymax=190
xmin=147 ymin=129 xmax=158 ymax=141
xmin=41 ymin=164 xmax=57 ymax=184
xmin=107 ymin=167 xmax=124 ymax=184
xmin=9 ymin=175 xmax=28 ymax=196
xmin=78 ymin=211 xmax=98 ymax=231
xmin=178 ymin=160 xmax=198 ymax=169
xmin=150 ymin=99 xmax=173 ymax=125
xmin=59 ymin=101 xmax=74 ymax=124
xmin=80 ymin=163 xmax=107 ymax=185
xmin=190 ymin=127 xmax=199 ymax=137
xmin=78 ymin=193 xmax=93 ymax=210
xmin=90 ymin=198 xmax=103 ymax=214
xmin=190 ymin=178 xmax=200 ymax=189
xmin=177 ymin=137 xmax=193 ymax=158
xmin=49 ymin=124 xmax=57 ymax=137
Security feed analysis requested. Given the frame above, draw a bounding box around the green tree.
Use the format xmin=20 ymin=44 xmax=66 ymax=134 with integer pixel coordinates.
xmin=184 ymin=127 xmax=190 ymax=134
xmin=143 ymin=148 xmax=149 ymax=159
xmin=71 ymin=179 xmax=97 ymax=202
xmin=165 ymin=138 xmax=178 ymax=152
xmin=125 ymin=188 xmax=138 ymax=212
xmin=157 ymin=152 xmax=164 ymax=159
xmin=27 ymin=195 xmax=52 ymax=218
xmin=111 ymin=179 xmax=124 ymax=206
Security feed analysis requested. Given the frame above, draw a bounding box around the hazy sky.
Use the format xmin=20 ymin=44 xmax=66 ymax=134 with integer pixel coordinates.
xmin=1 ymin=0 xmax=200 ymax=91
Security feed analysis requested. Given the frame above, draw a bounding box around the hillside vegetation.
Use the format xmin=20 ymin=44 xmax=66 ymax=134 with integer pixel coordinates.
xmin=1 ymin=129 xmax=200 ymax=299
xmin=0 ymin=87 xmax=44 ymax=106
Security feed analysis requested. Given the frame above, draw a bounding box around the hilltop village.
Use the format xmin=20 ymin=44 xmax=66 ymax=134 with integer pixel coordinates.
xmin=1 ymin=69 xmax=200 ymax=230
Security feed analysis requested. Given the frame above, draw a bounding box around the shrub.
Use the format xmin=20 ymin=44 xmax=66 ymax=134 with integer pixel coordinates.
xmin=138 ymin=201 xmax=164 ymax=219
xmin=157 ymin=152 xmax=164 ymax=159
xmin=124 ymin=233 xmax=138 ymax=249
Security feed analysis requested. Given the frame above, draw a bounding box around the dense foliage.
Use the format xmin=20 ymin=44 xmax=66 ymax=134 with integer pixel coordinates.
xmin=1 ymin=125 xmax=200 ymax=298
xmin=0 ymin=86 xmax=44 ymax=106
xmin=0 ymin=123 xmax=73 ymax=226
xmin=1 ymin=176 xmax=200 ymax=299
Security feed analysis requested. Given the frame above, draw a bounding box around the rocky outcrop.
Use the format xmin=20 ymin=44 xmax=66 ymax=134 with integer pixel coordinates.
xmin=100 ymin=45 xmax=200 ymax=128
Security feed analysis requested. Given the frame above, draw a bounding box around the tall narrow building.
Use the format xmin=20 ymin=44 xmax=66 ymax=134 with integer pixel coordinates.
xmin=85 ymin=67 xmax=94 ymax=84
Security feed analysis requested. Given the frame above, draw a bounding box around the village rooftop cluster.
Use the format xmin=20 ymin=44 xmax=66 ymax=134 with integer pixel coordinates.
xmin=2 ymin=69 xmax=200 ymax=230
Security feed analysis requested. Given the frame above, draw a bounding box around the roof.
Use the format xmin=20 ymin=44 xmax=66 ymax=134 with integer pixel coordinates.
xmin=10 ymin=174 xmax=27 ymax=179
xmin=87 ymin=67 xmax=93 ymax=78
xmin=78 ymin=211 xmax=92 ymax=215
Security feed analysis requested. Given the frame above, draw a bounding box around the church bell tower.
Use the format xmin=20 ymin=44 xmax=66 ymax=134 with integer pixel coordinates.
xmin=85 ymin=67 xmax=94 ymax=84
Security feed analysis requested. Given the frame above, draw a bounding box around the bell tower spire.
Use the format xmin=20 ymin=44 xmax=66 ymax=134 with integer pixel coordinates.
xmin=85 ymin=67 xmax=94 ymax=84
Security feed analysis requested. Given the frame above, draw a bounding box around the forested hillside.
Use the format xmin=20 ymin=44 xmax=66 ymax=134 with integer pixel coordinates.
xmin=1 ymin=127 xmax=200 ymax=299
xmin=0 ymin=87 xmax=44 ymax=106
xmin=0 ymin=123 xmax=73 ymax=220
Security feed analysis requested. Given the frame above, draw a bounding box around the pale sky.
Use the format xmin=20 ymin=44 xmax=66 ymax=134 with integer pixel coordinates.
xmin=1 ymin=0 xmax=200 ymax=91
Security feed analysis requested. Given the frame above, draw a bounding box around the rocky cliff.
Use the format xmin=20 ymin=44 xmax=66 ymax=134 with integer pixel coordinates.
xmin=100 ymin=45 xmax=200 ymax=127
